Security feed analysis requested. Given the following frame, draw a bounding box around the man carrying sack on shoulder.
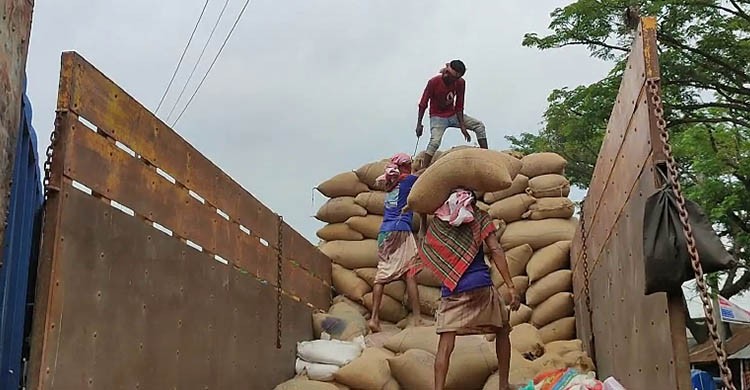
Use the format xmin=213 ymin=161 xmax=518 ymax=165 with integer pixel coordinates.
xmin=415 ymin=60 xmax=488 ymax=168
xmin=417 ymin=189 xmax=520 ymax=390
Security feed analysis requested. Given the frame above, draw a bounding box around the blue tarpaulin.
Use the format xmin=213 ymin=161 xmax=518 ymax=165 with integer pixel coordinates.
xmin=692 ymin=369 xmax=718 ymax=390
xmin=0 ymin=77 xmax=44 ymax=390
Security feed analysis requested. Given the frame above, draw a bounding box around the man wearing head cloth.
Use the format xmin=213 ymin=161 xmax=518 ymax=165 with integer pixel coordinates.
xmin=415 ymin=59 xmax=488 ymax=168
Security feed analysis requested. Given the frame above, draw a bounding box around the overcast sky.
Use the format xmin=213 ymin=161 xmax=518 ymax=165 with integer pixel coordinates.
xmin=27 ymin=0 xmax=609 ymax=242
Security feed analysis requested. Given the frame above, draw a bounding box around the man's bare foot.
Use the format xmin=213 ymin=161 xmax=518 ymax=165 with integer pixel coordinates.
xmin=368 ymin=319 xmax=382 ymax=333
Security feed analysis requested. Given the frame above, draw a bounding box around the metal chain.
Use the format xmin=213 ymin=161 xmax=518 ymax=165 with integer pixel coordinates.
xmin=647 ymin=78 xmax=735 ymax=390
xmin=276 ymin=215 xmax=284 ymax=349
xmin=578 ymin=198 xmax=596 ymax=363
xmin=43 ymin=111 xmax=64 ymax=200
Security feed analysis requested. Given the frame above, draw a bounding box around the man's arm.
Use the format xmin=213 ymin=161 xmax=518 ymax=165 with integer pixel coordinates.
xmin=455 ymin=81 xmax=470 ymax=142
xmin=416 ymin=81 xmax=431 ymax=137
xmin=485 ymin=231 xmax=520 ymax=310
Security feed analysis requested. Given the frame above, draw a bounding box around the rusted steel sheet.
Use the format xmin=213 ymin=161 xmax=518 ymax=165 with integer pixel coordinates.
xmin=33 ymin=186 xmax=312 ymax=389
xmin=571 ymin=17 xmax=690 ymax=389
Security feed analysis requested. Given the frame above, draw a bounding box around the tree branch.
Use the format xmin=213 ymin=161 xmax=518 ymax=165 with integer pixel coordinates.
xmin=671 ymin=102 xmax=750 ymax=112
xmin=558 ymin=40 xmax=629 ymax=52
xmin=720 ymin=268 xmax=750 ymax=298
xmin=683 ymin=0 xmax=750 ymax=22
xmin=659 ymin=33 xmax=750 ymax=84
xmin=669 ymin=116 xmax=750 ymax=129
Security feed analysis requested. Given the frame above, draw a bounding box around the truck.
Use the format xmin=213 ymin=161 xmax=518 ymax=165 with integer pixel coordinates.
xmin=0 ymin=5 xmax=735 ymax=390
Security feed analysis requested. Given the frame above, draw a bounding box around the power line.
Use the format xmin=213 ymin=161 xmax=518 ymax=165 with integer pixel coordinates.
xmin=165 ymin=0 xmax=232 ymax=123
xmin=155 ymin=0 xmax=211 ymax=114
xmin=172 ymin=0 xmax=252 ymax=126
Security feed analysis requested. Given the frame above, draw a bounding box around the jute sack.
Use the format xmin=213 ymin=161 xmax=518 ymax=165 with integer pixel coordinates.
xmin=334 ymin=347 xmax=398 ymax=390
xmin=363 ymin=293 xmax=408 ymax=323
xmin=498 ymin=276 xmax=529 ymax=304
xmin=383 ymin=326 xmax=486 ymax=354
xmin=544 ymin=340 xmax=583 ymax=357
xmin=562 ymin=351 xmax=596 ymax=372
xmin=527 ymin=174 xmax=571 ymax=198
xmin=510 ymin=323 xmax=545 ymax=358
xmin=539 ymin=317 xmax=576 ymax=343
xmin=509 ymin=349 xmax=539 ymax=387
xmin=477 ymin=201 xmax=491 ymax=212
xmin=501 ymin=149 xmax=525 ymax=160
xmin=316 ymin=197 xmax=368 ymax=224
xmin=397 ymin=313 xmax=436 ymax=329
xmin=321 ymin=240 xmax=379 ymax=269
xmin=274 ymin=374 xmax=341 ymax=390
xmin=491 ymin=267 xmax=527 ymax=291
xmin=494 ymin=219 xmax=508 ymax=237
xmin=520 ymin=153 xmax=567 ymax=178
xmin=531 ymin=292 xmax=574 ymax=328
xmin=365 ymin=326 xmax=401 ymax=349
xmin=531 ymin=352 xmax=567 ymax=373
xmin=510 ymin=304 xmax=533 ymax=326
xmin=313 ymin=303 xmax=368 ymax=341
xmin=332 ymin=295 xmax=370 ymax=317
xmin=345 ymin=215 xmax=383 ymax=240
xmin=415 ymin=269 xmax=442 ymax=287
xmin=523 ymin=197 xmax=575 ymax=220
xmin=489 ymin=244 xmax=533 ymax=285
xmin=526 ymin=241 xmax=572 ymax=282
xmin=387 ymin=349 xmax=435 ymax=389
xmin=316 ymin=223 xmax=364 ymax=241
xmin=500 ymin=219 xmax=577 ymax=250
xmin=355 ymin=160 xmax=389 ymax=189
xmin=317 ymin=171 xmax=369 ymax=198
xmin=331 ymin=264 xmax=371 ymax=301
xmin=526 ymin=270 xmax=573 ymax=307
xmin=354 ymin=268 xmax=406 ymax=302
xmin=404 ymin=284 xmax=441 ymax=316
xmin=414 ymin=150 xmax=444 ymax=171
xmin=484 ymin=174 xmax=530 ymax=204
xmin=354 ymin=191 xmax=386 ymax=215
xmin=408 ymin=149 xmax=512 ymax=214
xmin=489 ymin=193 xmax=537 ymax=223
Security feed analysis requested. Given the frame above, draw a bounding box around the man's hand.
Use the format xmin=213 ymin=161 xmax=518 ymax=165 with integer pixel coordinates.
xmin=416 ymin=124 xmax=424 ymax=138
xmin=461 ymin=126 xmax=471 ymax=142
xmin=507 ymin=287 xmax=521 ymax=311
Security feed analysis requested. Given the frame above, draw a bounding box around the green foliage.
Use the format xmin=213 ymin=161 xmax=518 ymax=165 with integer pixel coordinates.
xmin=513 ymin=0 xmax=750 ymax=297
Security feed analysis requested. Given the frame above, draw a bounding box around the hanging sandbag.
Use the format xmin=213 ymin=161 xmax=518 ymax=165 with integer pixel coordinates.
xmin=643 ymin=184 xmax=734 ymax=295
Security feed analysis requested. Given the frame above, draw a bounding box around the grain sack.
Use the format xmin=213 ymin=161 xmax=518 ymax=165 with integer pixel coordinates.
xmin=531 ymin=292 xmax=574 ymax=328
xmin=510 ymin=304 xmax=533 ymax=326
xmin=520 ymin=153 xmax=567 ymax=178
xmin=297 ymin=338 xmax=365 ymax=366
xmin=316 ymin=223 xmax=364 ymax=241
xmin=496 ymin=151 xmax=523 ymax=179
xmin=477 ymin=201 xmax=491 ymax=212
xmin=484 ymin=371 xmax=500 ymax=390
xmin=544 ymin=340 xmax=583 ymax=357
xmin=387 ymin=349 xmax=435 ymax=389
xmin=414 ymin=150 xmax=444 ymax=171
xmin=313 ymin=309 xmax=368 ymax=341
xmin=318 ymin=171 xmax=369 ymax=198
xmin=498 ymin=276 xmax=529 ymax=304
xmin=321 ymin=240 xmax=379 ymax=269
xmin=354 ymin=268 xmax=406 ymax=301
xmin=526 ymin=270 xmax=573 ymax=307
xmin=494 ymin=219 xmax=508 ymax=237
xmin=415 ymin=269 xmax=442 ymax=287
xmin=523 ymin=197 xmax=575 ymax=220
xmin=316 ymin=197 xmax=368 ymax=224
xmin=274 ymin=375 xmax=341 ymax=390
xmin=489 ymin=193 xmax=537 ymax=223
xmin=526 ymin=241 xmax=572 ymax=282
xmin=539 ymin=317 xmax=576 ymax=343
xmin=501 ymin=149 xmax=525 ymax=160
xmin=334 ymin=347 xmax=398 ymax=390
xmin=295 ymin=358 xmax=339 ymax=381
xmin=345 ymin=215 xmax=383 ymax=240
xmin=484 ymin=174 xmax=530 ymax=203
xmin=354 ymin=191 xmax=386 ymax=215
xmin=509 ymin=349 xmax=538 ymax=387
xmin=408 ymin=149 xmax=513 ymax=214
xmin=332 ymin=295 xmax=369 ymax=317
xmin=384 ymin=326 xmax=486 ymax=354
xmin=363 ymin=293 xmax=408 ymax=323
xmin=397 ymin=313 xmax=436 ymax=329
xmin=510 ymin=323 xmax=545 ymax=358
xmin=330 ymin=383 xmax=350 ymax=390
xmin=562 ymin=351 xmax=596 ymax=372
xmin=500 ymin=219 xmax=577 ymax=250
xmin=445 ymin=343 xmax=499 ymax=390
xmin=331 ymin=264 xmax=371 ymax=301
xmin=355 ymin=160 xmax=389 ymax=189
xmin=532 ymin=352 xmax=567 ymax=373
xmin=491 ymin=265 xmax=529 ymax=291
xmin=365 ymin=326 xmax=401 ymax=349
xmin=405 ymin=285 xmax=441 ymax=316
xmin=527 ymin=174 xmax=571 ymax=198
xmin=489 ymin=244 xmax=533 ymax=286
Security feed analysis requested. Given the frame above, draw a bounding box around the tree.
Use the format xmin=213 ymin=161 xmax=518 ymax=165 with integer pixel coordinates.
xmin=510 ymin=0 xmax=750 ymax=301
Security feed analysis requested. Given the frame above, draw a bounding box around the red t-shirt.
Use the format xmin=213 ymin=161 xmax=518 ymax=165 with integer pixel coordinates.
xmin=418 ymin=75 xmax=465 ymax=118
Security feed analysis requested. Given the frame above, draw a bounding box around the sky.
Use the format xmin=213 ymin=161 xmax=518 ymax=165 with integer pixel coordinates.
xmin=24 ymin=0 xmax=748 ymax=319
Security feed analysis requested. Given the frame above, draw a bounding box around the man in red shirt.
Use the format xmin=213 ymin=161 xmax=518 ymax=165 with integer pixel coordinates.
xmin=416 ymin=60 xmax=487 ymax=167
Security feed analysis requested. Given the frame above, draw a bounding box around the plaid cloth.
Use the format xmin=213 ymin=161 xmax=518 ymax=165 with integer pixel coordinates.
xmin=417 ymin=209 xmax=496 ymax=292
